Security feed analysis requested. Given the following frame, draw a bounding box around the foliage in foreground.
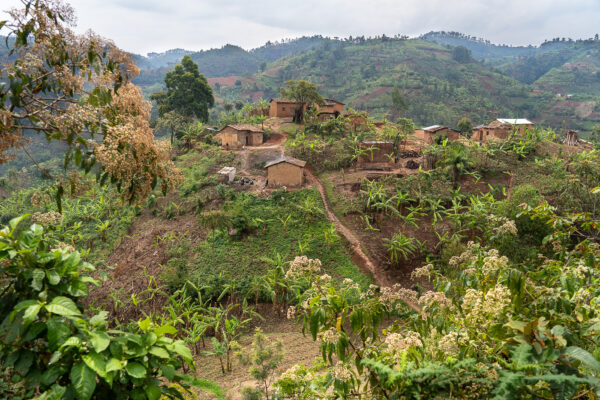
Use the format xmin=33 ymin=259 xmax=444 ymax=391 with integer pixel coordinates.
xmin=276 ymin=200 xmax=600 ymax=399
xmin=0 ymin=217 xmax=222 ymax=399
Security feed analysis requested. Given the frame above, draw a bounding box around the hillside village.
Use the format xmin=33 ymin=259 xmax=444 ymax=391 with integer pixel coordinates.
xmin=1 ymin=2 xmax=600 ymax=400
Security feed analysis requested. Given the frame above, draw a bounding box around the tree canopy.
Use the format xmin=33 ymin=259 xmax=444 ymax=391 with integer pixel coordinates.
xmin=457 ymin=117 xmax=473 ymax=134
xmin=0 ymin=0 xmax=180 ymax=205
xmin=151 ymin=55 xmax=214 ymax=122
xmin=279 ymin=80 xmax=324 ymax=122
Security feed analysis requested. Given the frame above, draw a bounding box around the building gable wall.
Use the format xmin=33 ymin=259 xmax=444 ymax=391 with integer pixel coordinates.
xmin=267 ymin=162 xmax=304 ymax=187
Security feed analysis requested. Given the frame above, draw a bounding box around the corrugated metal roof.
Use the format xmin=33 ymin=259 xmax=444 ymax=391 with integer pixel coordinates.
xmin=361 ymin=141 xmax=393 ymax=145
xmin=264 ymin=156 xmax=307 ymax=168
xmin=422 ymin=125 xmax=445 ymax=132
xmin=496 ymin=119 xmax=534 ymax=125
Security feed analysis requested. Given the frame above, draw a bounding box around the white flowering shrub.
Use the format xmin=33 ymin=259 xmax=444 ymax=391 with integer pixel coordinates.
xmin=274 ymin=203 xmax=600 ymax=399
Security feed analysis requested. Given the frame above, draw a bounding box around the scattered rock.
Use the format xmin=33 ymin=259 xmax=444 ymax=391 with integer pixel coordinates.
xmin=400 ymin=150 xmax=420 ymax=158
xmin=405 ymin=160 xmax=420 ymax=169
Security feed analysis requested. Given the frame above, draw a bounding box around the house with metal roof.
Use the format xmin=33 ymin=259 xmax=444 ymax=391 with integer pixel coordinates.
xmin=471 ymin=118 xmax=535 ymax=143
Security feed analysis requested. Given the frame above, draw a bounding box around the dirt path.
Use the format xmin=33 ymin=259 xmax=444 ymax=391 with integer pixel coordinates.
xmin=305 ymin=169 xmax=391 ymax=286
xmin=305 ymin=169 xmax=421 ymax=311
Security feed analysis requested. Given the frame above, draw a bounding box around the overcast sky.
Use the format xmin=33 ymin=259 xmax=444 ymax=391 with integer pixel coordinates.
xmin=3 ymin=0 xmax=600 ymax=55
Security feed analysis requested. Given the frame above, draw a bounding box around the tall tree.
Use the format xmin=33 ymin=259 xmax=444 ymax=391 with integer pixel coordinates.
xmin=457 ymin=117 xmax=473 ymax=135
xmin=151 ymin=55 xmax=214 ymax=122
xmin=279 ymin=80 xmax=324 ymax=123
xmin=390 ymin=86 xmax=407 ymax=119
xmin=0 ymin=0 xmax=180 ymax=205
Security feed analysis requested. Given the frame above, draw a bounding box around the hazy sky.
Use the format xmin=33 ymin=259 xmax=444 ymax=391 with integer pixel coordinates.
xmin=3 ymin=0 xmax=600 ymax=55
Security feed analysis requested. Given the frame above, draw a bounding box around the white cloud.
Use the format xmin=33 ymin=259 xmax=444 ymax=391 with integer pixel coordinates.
xmin=2 ymin=0 xmax=599 ymax=54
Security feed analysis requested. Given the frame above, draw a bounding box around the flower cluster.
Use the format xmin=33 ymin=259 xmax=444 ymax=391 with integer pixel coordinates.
xmin=462 ymin=284 xmax=511 ymax=325
xmin=287 ymin=306 xmax=296 ymax=320
xmin=331 ymin=361 xmax=352 ymax=381
xmin=418 ymin=291 xmax=453 ymax=312
xmin=31 ymin=211 xmax=63 ymax=226
xmin=385 ymin=331 xmax=423 ymax=354
xmin=285 ymin=256 xmax=322 ymax=280
xmin=318 ymin=328 xmax=340 ymax=344
xmin=411 ymin=263 xmax=433 ymax=279
xmin=490 ymin=215 xmax=518 ymax=236
xmin=380 ymin=284 xmax=418 ymax=311
xmin=438 ymin=330 xmax=469 ymax=356
xmin=341 ymin=278 xmax=360 ymax=291
xmin=480 ymin=250 xmax=509 ymax=276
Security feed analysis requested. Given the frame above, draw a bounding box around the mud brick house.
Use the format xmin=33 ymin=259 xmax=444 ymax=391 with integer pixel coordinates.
xmin=472 ymin=119 xmax=534 ymax=143
xmin=269 ymin=98 xmax=301 ymax=118
xmin=317 ymin=98 xmax=345 ymax=119
xmin=417 ymin=125 xmax=461 ymax=145
xmin=265 ymin=156 xmax=307 ymax=187
xmin=358 ymin=141 xmax=394 ymax=164
xmin=218 ymin=124 xmax=264 ymax=149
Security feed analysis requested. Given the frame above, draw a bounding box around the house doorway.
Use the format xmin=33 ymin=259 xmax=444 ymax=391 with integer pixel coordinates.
xmin=245 ymin=136 xmax=249 ymax=146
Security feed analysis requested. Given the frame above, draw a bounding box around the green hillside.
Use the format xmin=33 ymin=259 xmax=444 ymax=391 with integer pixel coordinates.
xmin=208 ymin=36 xmax=600 ymax=133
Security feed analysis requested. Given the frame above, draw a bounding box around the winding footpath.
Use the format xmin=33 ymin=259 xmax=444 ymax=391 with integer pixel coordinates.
xmin=304 ymin=170 xmax=421 ymax=312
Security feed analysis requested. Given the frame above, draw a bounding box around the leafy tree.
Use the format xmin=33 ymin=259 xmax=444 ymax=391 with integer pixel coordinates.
xmin=0 ymin=0 xmax=180 ymax=206
xmin=155 ymin=111 xmax=191 ymax=145
xmin=457 ymin=117 xmax=473 ymax=135
xmin=151 ymin=55 xmax=214 ymax=122
xmin=452 ymin=46 xmax=473 ymax=63
xmin=440 ymin=143 xmax=473 ymax=188
xmin=390 ymin=86 xmax=407 ymax=118
xmin=223 ymin=103 xmax=234 ymax=112
xmin=279 ymin=80 xmax=324 ymax=123
xmin=235 ymin=101 xmax=244 ymax=111
xmin=235 ymin=328 xmax=284 ymax=400
xmin=0 ymin=217 xmax=223 ymax=399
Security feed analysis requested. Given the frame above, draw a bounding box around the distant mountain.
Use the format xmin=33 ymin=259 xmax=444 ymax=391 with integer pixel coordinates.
xmin=132 ymin=36 xmax=332 ymax=86
xmin=211 ymin=35 xmax=600 ymax=133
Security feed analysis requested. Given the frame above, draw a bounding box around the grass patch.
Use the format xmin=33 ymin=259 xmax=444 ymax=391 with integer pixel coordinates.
xmin=163 ymin=189 xmax=371 ymax=292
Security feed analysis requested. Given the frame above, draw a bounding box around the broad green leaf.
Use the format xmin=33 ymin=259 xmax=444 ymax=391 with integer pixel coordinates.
xmin=564 ymin=346 xmax=600 ymax=372
xmin=31 ymin=269 xmax=45 ymax=291
xmin=60 ymin=336 xmax=82 ymax=350
xmin=23 ymin=303 xmax=41 ymax=325
xmin=106 ymin=358 xmax=122 ymax=373
xmin=160 ymin=364 xmax=175 ymax=380
xmin=47 ymin=317 xmax=71 ymax=350
xmin=138 ymin=317 xmax=151 ymax=332
xmin=154 ymin=324 xmax=177 ymax=337
xmin=148 ymin=346 xmax=170 ymax=359
xmin=90 ymin=332 xmax=110 ymax=353
xmin=46 ymin=296 xmax=81 ymax=317
xmin=89 ymin=311 xmax=108 ymax=327
xmin=169 ymin=341 xmax=193 ymax=362
xmin=82 ymin=352 xmax=106 ymax=378
xmin=67 ymin=280 xmax=88 ymax=297
xmin=37 ymin=384 xmax=67 ymax=400
xmin=144 ymin=382 xmax=162 ymax=400
xmin=125 ymin=362 xmax=147 ymax=379
xmin=70 ymin=362 xmax=96 ymax=400
xmin=46 ymin=269 xmax=61 ymax=285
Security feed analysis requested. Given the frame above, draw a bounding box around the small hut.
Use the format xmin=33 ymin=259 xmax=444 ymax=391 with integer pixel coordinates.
xmin=264 ymin=156 xmax=306 ymax=187
xmin=418 ymin=125 xmax=461 ymax=145
xmin=218 ymin=124 xmax=264 ymax=149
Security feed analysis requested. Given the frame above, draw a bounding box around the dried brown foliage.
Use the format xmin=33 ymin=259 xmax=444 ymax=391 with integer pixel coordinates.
xmin=1 ymin=0 xmax=181 ymax=203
